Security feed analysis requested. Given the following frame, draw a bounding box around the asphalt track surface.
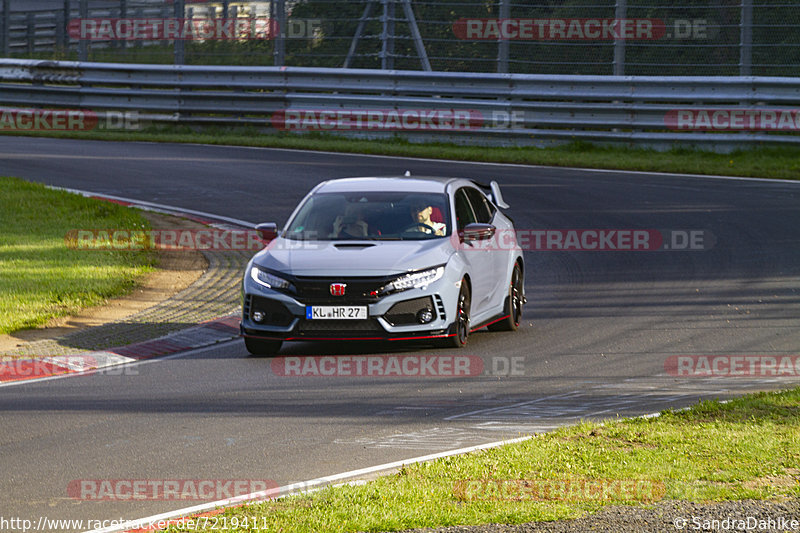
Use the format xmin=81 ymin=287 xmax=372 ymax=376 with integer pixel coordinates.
xmin=1 ymin=136 xmax=799 ymax=531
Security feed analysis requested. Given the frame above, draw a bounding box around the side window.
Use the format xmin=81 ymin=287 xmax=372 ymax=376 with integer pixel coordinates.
xmin=454 ymin=189 xmax=476 ymax=231
xmin=485 ymin=195 xmax=497 ymax=218
xmin=465 ymin=187 xmax=493 ymax=224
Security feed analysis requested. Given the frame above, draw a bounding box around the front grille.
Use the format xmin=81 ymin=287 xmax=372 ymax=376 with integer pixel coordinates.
xmin=385 ymin=297 xmax=435 ymax=326
xmin=293 ymin=275 xmax=395 ymax=304
xmin=243 ymin=293 xmax=251 ymax=317
xmin=248 ymin=296 xmax=294 ymax=327
xmin=434 ymin=294 xmax=446 ymax=321
xmin=295 ymin=317 xmax=384 ymax=337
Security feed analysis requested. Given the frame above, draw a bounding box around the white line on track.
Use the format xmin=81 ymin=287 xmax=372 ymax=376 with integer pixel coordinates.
xmin=12 ymin=139 xmax=800 ymax=186
xmin=86 ymin=434 xmax=534 ymax=533
xmin=202 ymin=143 xmax=800 ymax=186
xmin=0 ymin=339 xmax=240 ymax=389
xmin=50 ymin=187 xmax=257 ymax=228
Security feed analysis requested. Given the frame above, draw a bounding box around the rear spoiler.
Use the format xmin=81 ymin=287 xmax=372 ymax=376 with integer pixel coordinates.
xmin=489 ymin=180 xmax=509 ymax=209
xmin=472 ymin=179 xmax=510 ymax=209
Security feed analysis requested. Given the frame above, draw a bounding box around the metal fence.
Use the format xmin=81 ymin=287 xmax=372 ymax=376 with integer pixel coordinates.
xmin=1 ymin=58 xmax=798 ymax=149
xmin=0 ymin=0 xmax=798 ymax=76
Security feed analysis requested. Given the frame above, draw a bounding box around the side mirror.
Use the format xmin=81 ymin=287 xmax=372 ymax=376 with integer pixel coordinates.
xmin=460 ymin=223 xmax=496 ymax=242
xmin=255 ymin=222 xmax=278 ymax=241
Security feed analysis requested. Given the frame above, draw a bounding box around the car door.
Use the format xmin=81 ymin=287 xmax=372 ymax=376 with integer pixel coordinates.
xmin=465 ymin=187 xmax=509 ymax=312
xmin=454 ymin=187 xmax=495 ymax=318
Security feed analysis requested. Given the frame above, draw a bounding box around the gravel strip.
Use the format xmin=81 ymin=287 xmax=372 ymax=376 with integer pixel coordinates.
xmin=392 ymin=499 xmax=800 ymax=533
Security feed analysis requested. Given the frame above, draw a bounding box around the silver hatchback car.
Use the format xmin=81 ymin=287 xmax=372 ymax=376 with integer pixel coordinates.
xmin=240 ymin=175 xmax=525 ymax=356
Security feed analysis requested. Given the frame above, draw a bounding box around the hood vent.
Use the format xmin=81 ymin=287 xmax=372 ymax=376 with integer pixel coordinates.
xmin=334 ymin=243 xmax=376 ymax=250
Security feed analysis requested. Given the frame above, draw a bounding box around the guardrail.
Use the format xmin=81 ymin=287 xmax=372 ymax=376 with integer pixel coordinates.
xmin=1 ymin=58 xmax=799 ymax=149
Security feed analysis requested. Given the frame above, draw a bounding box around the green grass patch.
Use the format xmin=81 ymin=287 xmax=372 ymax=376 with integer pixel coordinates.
xmin=164 ymin=388 xmax=800 ymax=532
xmin=0 ymin=177 xmax=156 ymax=335
xmin=5 ymin=127 xmax=800 ymax=180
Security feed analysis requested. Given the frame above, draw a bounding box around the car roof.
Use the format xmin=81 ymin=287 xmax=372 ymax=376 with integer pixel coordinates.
xmin=314 ymin=176 xmax=460 ymax=194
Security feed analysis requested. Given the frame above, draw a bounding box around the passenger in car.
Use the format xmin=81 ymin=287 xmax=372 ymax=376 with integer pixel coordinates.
xmin=333 ymin=203 xmax=369 ymax=238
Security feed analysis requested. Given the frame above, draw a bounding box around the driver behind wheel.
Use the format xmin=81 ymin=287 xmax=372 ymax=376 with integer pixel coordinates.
xmin=409 ymin=201 xmax=446 ymax=236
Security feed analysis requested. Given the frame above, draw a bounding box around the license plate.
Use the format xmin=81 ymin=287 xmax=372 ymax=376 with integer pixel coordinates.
xmin=306 ymin=306 xmax=368 ymax=320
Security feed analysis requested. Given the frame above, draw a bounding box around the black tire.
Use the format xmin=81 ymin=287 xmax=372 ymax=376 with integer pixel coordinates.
xmin=488 ymin=263 xmax=523 ymax=332
xmin=244 ymin=337 xmax=283 ymax=357
xmin=440 ymin=281 xmax=471 ymax=348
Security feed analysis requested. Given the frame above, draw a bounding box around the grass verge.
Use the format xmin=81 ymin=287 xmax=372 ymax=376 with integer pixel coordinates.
xmin=0 ymin=177 xmax=155 ymax=335
xmin=4 ymin=128 xmax=800 ymax=181
xmin=164 ymin=388 xmax=800 ymax=532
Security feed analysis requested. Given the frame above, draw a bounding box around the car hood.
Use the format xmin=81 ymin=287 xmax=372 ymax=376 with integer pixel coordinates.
xmin=253 ymin=237 xmax=455 ymax=276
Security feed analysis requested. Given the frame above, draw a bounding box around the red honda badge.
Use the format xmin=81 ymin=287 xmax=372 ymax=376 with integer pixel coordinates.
xmin=330 ymin=283 xmax=347 ymax=296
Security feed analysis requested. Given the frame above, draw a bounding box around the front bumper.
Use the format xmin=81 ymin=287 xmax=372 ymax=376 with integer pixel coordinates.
xmin=240 ymin=272 xmax=460 ymax=342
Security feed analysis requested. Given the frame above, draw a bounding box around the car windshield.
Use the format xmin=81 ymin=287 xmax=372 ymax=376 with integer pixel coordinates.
xmin=283 ymin=191 xmax=451 ymax=241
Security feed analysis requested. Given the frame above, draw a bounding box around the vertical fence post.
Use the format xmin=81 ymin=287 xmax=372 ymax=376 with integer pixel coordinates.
xmin=134 ymin=5 xmax=143 ymax=49
xmin=174 ymin=0 xmax=185 ymax=65
xmin=119 ymin=0 xmax=126 ymax=50
xmin=613 ymin=0 xmax=626 ymax=75
xmin=63 ymin=0 xmax=71 ymax=52
xmin=380 ymin=0 xmax=387 ymax=68
xmin=380 ymin=0 xmax=387 ymax=69
xmin=78 ymin=0 xmax=87 ymax=60
xmin=387 ymin=0 xmax=395 ymax=69
xmin=273 ymin=0 xmax=285 ymax=66
xmin=380 ymin=0 xmax=395 ymax=69
xmin=55 ymin=9 xmax=65 ymax=55
xmin=497 ymin=0 xmax=509 ymax=73
xmin=1 ymin=0 xmax=10 ymax=57
xmin=111 ymin=3 xmax=119 ymax=49
xmin=26 ymin=12 xmax=34 ymax=55
xmin=740 ymin=0 xmax=752 ymax=75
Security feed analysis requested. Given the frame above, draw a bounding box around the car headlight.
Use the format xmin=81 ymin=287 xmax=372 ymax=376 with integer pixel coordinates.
xmin=250 ymin=267 xmax=293 ymax=291
xmin=384 ymin=266 xmax=445 ymax=293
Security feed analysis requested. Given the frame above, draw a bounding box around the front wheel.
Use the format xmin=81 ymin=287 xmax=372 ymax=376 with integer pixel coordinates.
xmin=244 ymin=337 xmax=283 ymax=357
xmin=440 ymin=281 xmax=470 ymax=348
xmin=488 ymin=263 xmax=523 ymax=332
